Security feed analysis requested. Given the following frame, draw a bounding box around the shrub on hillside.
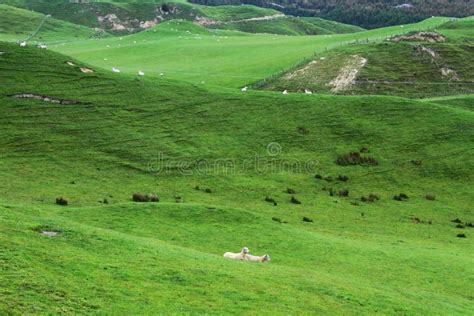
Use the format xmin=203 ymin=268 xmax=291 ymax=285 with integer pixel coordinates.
xmin=315 ymin=174 xmax=323 ymax=179
xmin=286 ymin=188 xmax=296 ymax=194
xmin=291 ymin=196 xmax=301 ymax=204
xmin=336 ymin=152 xmax=378 ymax=166
xmin=302 ymin=216 xmax=313 ymax=222
xmin=338 ymin=189 xmax=349 ymax=197
xmin=425 ymin=194 xmax=436 ymax=201
xmin=337 ymin=175 xmax=349 ymax=182
xmin=394 ymin=193 xmax=409 ymax=201
xmin=55 ymin=197 xmax=68 ymax=206
xmin=133 ymin=193 xmax=159 ymax=202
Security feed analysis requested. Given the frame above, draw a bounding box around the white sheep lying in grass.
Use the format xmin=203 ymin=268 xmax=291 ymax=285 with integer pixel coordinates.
xmin=223 ymin=247 xmax=249 ymax=260
xmin=112 ymin=67 xmax=121 ymax=73
xmin=19 ymin=41 xmax=27 ymax=47
xmin=245 ymin=254 xmax=270 ymax=262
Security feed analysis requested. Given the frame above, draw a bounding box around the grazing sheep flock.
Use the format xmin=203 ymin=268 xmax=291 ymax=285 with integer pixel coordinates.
xmin=223 ymin=247 xmax=270 ymax=263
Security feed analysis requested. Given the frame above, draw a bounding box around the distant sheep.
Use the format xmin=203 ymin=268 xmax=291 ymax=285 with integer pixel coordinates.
xmin=138 ymin=70 xmax=145 ymax=76
xmin=282 ymin=90 xmax=288 ymax=95
xmin=223 ymin=247 xmax=249 ymax=260
xmin=112 ymin=67 xmax=121 ymax=73
xmin=37 ymin=44 xmax=47 ymax=49
xmin=241 ymin=86 xmax=248 ymax=92
xmin=19 ymin=41 xmax=27 ymax=47
xmin=304 ymin=89 xmax=312 ymax=94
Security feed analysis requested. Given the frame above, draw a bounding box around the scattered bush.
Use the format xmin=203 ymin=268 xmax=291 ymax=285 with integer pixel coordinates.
xmin=297 ymin=126 xmax=310 ymax=135
xmin=265 ymin=196 xmax=276 ymax=204
xmin=336 ymin=152 xmax=378 ymax=166
xmin=362 ymin=193 xmax=380 ymax=202
xmin=324 ymin=176 xmax=333 ymax=182
xmin=291 ymin=196 xmax=301 ymax=204
xmin=457 ymin=233 xmax=466 ymax=238
xmin=204 ymin=188 xmax=212 ymax=193
xmin=338 ymin=189 xmax=349 ymax=197
xmin=174 ymin=196 xmax=182 ymax=203
xmin=451 ymin=218 xmax=462 ymax=223
xmin=360 ymin=147 xmax=370 ymax=153
xmin=315 ymin=174 xmax=323 ymax=179
xmin=329 ymin=188 xmax=335 ymax=196
xmin=272 ymin=216 xmax=282 ymax=223
xmin=425 ymin=194 xmax=436 ymax=201
xmin=133 ymin=193 xmax=159 ymax=203
xmin=302 ymin=216 xmax=313 ymax=222
xmin=411 ymin=160 xmax=422 ymax=165
xmin=286 ymin=188 xmax=296 ymax=194
xmin=456 ymin=224 xmax=465 ymax=229
xmin=55 ymin=197 xmax=68 ymax=206
xmin=103 ymin=198 xmax=108 ymax=204
xmin=337 ymin=175 xmax=349 ymax=182
xmin=466 ymin=222 xmax=473 ymax=228
xmin=394 ymin=193 xmax=409 ymax=201
xmin=351 ymin=201 xmax=360 ymax=206
xmin=194 ymin=185 xmax=200 ymax=190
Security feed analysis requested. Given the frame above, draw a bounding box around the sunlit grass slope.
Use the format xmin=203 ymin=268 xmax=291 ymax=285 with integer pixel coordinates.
xmin=0 ymin=41 xmax=473 ymax=313
xmin=51 ymin=17 xmax=451 ymax=87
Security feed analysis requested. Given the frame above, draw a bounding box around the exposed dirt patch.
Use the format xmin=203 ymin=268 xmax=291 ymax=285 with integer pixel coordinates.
xmin=284 ymin=60 xmax=319 ymax=79
xmin=441 ymin=66 xmax=460 ymax=81
xmin=41 ymin=231 xmax=59 ymax=237
xmin=194 ymin=16 xmax=218 ymax=26
xmin=11 ymin=93 xmax=86 ymax=105
xmin=390 ymin=31 xmax=446 ymax=43
xmin=414 ymin=45 xmax=438 ymax=59
xmin=80 ymin=67 xmax=94 ymax=74
xmin=329 ymin=55 xmax=367 ymax=92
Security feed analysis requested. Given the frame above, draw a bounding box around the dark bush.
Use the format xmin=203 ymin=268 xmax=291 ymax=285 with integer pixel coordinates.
xmin=351 ymin=201 xmax=360 ymax=206
xmin=368 ymin=193 xmax=380 ymax=201
xmin=133 ymin=193 xmax=149 ymax=202
xmin=174 ymin=196 xmax=182 ymax=203
xmin=204 ymin=188 xmax=212 ymax=193
xmin=329 ymin=188 xmax=335 ymax=196
xmin=337 ymin=175 xmax=349 ymax=182
xmin=336 ymin=152 xmax=378 ymax=166
xmin=425 ymin=194 xmax=436 ymax=201
xmin=291 ymin=196 xmax=301 ymax=204
xmin=302 ymin=216 xmax=313 ymax=222
xmin=394 ymin=193 xmax=409 ymax=201
xmin=272 ymin=216 xmax=282 ymax=223
xmin=338 ymin=189 xmax=349 ymax=197
xmin=103 ymin=198 xmax=108 ymax=204
xmin=360 ymin=147 xmax=370 ymax=153
xmin=457 ymin=233 xmax=466 ymax=238
xmin=466 ymin=222 xmax=473 ymax=228
xmin=55 ymin=197 xmax=68 ymax=206
xmin=315 ymin=174 xmax=323 ymax=179
xmin=150 ymin=194 xmax=159 ymax=202
xmin=297 ymin=126 xmax=310 ymax=135
xmin=456 ymin=224 xmax=465 ymax=229
xmin=286 ymin=188 xmax=296 ymax=194
xmin=194 ymin=185 xmax=200 ymax=190
xmin=451 ymin=218 xmax=462 ymax=223
xmin=265 ymin=196 xmax=276 ymax=204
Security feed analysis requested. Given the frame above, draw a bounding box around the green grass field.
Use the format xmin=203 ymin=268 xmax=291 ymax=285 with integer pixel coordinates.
xmin=0 ymin=4 xmax=473 ymax=314
xmin=48 ymin=17 xmax=451 ymax=87
xmin=1 ymin=39 xmax=473 ymax=313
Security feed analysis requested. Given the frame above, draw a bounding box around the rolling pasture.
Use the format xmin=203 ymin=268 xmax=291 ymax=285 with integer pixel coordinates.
xmin=0 ymin=3 xmax=473 ymax=314
xmin=0 ymin=40 xmax=473 ymax=313
xmin=51 ymin=17 xmax=451 ymax=87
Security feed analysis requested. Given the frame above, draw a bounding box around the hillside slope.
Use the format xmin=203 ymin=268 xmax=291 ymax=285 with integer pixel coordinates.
xmin=0 ymin=40 xmax=473 ymax=313
xmin=209 ymin=16 xmax=364 ymax=35
xmin=51 ymin=17 xmax=451 ymax=87
xmin=0 ymin=4 xmax=104 ymax=42
xmin=257 ymin=17 xmax=474 ymax=98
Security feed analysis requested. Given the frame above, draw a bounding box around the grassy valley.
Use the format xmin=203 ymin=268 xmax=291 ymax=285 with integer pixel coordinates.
xmin=0 ymin=3 xmax=473 ymax=314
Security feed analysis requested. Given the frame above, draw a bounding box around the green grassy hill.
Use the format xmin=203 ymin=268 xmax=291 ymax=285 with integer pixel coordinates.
xmin=0 ymin=40 xmax=473 ymax=313
xmin=257 ymin=17 xmax=474 ymax=98
xmin=210 ymin=16 xmax=364 ymax=35
xmin=0 ymin=4 xmax=104 ymax=42
xmin=49 ymin=16 xmax=451 ymax=88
